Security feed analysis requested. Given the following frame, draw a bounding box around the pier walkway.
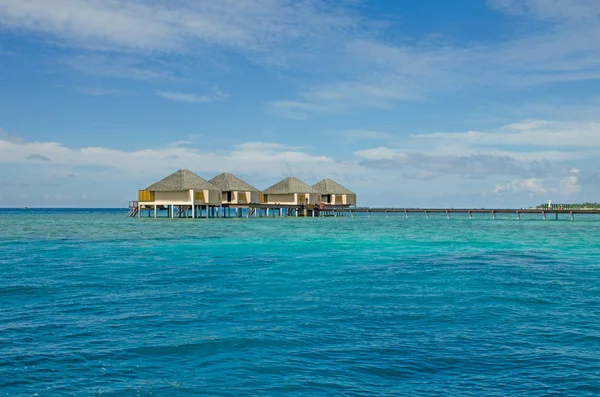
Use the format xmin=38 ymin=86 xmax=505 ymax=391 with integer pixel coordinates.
xmin=342 ymin=207 xmax=600 ymax=221
xmin=129 ymin=201 xmax=600 ymax=220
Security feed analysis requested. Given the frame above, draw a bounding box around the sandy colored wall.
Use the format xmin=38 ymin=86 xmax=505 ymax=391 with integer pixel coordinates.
xmin=316 ymin=193 xmax=356 ymax=205
xmin=219 ymin=190 xmax=260 ymax=204
xmin=204 ymin=190 xmax=220 ymax=205
xmin=192 ymin=189 xmax=221 ymax=205
xmin=154 ymin=190 xmax=192 ymax=204
xmin=250 ymin=191 xmax=261 ymax=204
xmin=266 ymin=193 xmax=320 ymax=205
xmin=346 ymin=194 xmax=356 ymax=206
xmin=265 ymin=193 xmax=296 ymax=205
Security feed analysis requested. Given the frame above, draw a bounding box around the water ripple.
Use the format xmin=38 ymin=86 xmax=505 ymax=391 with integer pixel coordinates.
xmin=1 ymin=210 xmax=599 ymax=395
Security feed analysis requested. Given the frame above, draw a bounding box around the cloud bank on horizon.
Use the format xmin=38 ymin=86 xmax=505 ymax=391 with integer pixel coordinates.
xmin=0 ymin=0 xmax=599 ymax=207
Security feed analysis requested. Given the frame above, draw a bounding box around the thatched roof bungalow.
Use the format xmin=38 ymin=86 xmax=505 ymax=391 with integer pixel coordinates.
xmin=262 ymin=177 xmax=320 ymax=205
xmin=209 ymin=173 xmax=260 ymax=204
xmin=312 ymin=178 xmax=356 ymax=206
xmin=139 ymin=169 xmax=221 ymax=206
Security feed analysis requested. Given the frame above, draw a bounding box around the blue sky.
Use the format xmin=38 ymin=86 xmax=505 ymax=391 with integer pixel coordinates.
xmin=1 ymin=0 xmax=599 ymax=208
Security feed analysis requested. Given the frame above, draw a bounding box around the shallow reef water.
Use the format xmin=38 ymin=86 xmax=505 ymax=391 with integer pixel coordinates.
xmin=1 ymin=209 xmax=599 ymax=396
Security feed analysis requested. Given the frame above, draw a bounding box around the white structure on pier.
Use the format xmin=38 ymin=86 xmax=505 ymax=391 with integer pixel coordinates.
xmin=312 ymin=178 xmax=356 ymax=206
xmin=209 ymin=173 xmax=261 ymax=205
xmin=137 ymin=169 xmax=221 ymax=217
xmin=261 ymin=177 xmax=320 ymax=205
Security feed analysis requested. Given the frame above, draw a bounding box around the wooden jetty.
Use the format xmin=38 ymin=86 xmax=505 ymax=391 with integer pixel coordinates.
xmin=129 ymin=169 xmax=598 ymax=221
xmin=129 ymin=202 xmax=600 ymax=221
xmin=343 ymin=207 xmax=600 ymax=221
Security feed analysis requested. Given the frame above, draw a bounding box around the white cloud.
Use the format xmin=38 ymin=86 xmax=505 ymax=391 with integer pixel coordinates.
xmin=3 ymin=0 xmax=600 ymax=117
xmin=354 ymin=147 xmax=404 ymax=161
xmin=0 ymin=135 xmax=363 ymax=184
xmin=265 ymin=101 xmax=321 ymax=120
xmin=1 ymin=123 xmax=596 ymax=207
xmin=269 ymin=0 xmax=600 ymax=117
xmin=0 ymin=0 xmax=363 ymax=63
xmin=488 ymin=0 xmax=600 ymax=21
xmin=561 ymin=175 xmax=581 ymax=195
xmin=492 ymin=172 xmax=581 ymax=198
xmin=63 ymin=54 xmax=173 ymax=80
xmin=74 ymin=86 xmax=135 ymax=96
xmin=411 ymin=120 xmax=600 ymax=148
xmin=267 ymin=78 xmax=422 ymax=118
xmin=351 ymin=119 xmax=599 ymax=202
xmin=342 ymin=130 xmax=393 ymax=141
xmin=155 ymin=89 xmax=228 ymax=103
xmin=493 ymin=177 xmax=553 ymax=195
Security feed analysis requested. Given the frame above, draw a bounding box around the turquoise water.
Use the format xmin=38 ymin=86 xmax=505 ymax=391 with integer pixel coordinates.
xmin=1 ymin=209 xmax=599 ymax=396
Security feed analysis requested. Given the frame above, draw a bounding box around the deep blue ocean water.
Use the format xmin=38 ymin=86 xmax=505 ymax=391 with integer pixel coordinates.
xmin=1 ymin=209 xmax=599 ymax=396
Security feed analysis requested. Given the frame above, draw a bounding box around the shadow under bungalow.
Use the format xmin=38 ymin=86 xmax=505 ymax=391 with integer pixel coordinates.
xmin=131 ymin=169 xmax=356 ymax=218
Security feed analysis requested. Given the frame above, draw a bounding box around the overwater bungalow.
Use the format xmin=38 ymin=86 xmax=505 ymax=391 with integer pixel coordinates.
xmin=261 ymin=177 xmax=320 ymax=205
xmin=138 ymin=169 xmax=221 ymax=217
xmin=312 ymin=178 xmax=357 ymax=206
xmin=209 ymin=173 xmax=261 ymax=205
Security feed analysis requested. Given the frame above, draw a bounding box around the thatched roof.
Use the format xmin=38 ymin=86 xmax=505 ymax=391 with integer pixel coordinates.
xmin=312 ymin=178 xmax=355 ymax=195
xmin=146 ymin=169 xmax=220 ymax=192
xmin=209 ymin=173 xmax=260 ymax=192
xmin=262 ymin=177 xmax=319 ymax=194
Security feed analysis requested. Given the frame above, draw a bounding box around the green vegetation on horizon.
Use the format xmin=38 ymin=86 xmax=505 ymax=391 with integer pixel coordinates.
xmin=537 ymin=202 xmax=600 ymax=210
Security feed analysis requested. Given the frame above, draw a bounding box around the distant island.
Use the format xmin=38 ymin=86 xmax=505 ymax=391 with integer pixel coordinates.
xmin=537 ymin=202 xmax=600 ymax=210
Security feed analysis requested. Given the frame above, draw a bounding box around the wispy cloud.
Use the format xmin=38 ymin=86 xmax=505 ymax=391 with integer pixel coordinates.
xmin=63 ymin=54 xmax=172 ymax=80
xmin=351 ymin=118 xmax=599 ymax=201
xmin=2 ymin=115 xmax=598 ymax=206
xmin=0 ymin=133 xmax=363 ymax=195
xmin=3 ymin=0 xmax=600 ymax=117
xmin=268 ymin=0 xmax=600 ymax=117
xmin=267 ymin=79 xmax=421 ymax=119
xmin=341 ymin=129 xmax=393 ymax=141
xmin=0 ymin=0 xmax=365 ymax=63
xmin=74 ymin=86 xmax=135 ymax=96
xmin=411 ymin=120 xmax=600 ymax=148
xmin=26 ymin=153 xmax=51 ymax=162
xmin=155 ymin=88 xmax=228 ymax=103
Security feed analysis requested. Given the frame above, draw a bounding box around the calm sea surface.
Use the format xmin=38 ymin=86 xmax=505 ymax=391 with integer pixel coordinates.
xmin=1 ymin=209 xmax=599 ymax=396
